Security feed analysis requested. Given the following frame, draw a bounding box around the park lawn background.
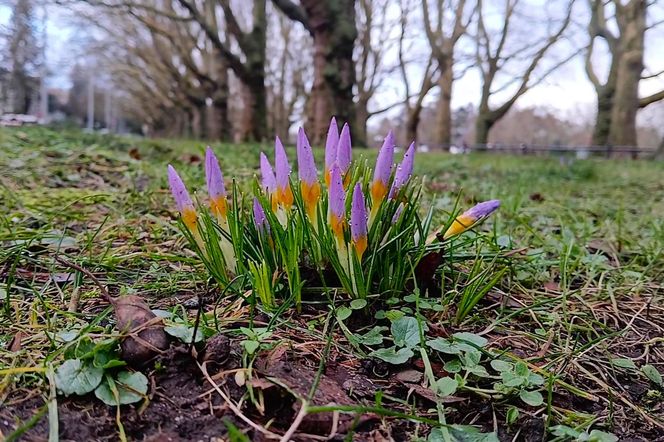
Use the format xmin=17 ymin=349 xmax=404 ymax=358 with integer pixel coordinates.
xmin=0 ymin=126 xmax=663 ymax=440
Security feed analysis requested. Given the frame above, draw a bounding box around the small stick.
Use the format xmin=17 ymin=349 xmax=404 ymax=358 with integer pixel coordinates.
xmin=55 ymin=256 xmax=114 ymax=305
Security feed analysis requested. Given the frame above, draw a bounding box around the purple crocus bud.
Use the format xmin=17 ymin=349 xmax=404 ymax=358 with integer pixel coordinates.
xmin=444 ymin=199 xmax=501 ymax=239
xmin=324 ymin=117 xmax=339 ymax=186
xmin=275 ymin=136 xmax=294 ymax=207
xmin=465 ymin=199 xmax=501 ymax=220
xmin=253 ymin=198 xmax=269 ymax=233
xmin=260 ymin=152 xmax=276 ymax=194
xmin=390 ymin=142 xmax=416 ymax=198
xmin=336 ymin=123 xmax=352 ymax=177
xmin=328 ymin=164 xmax=346 ymax=241
xmin=350 ymin=183 xmax=368 ymax=259
xmin=297 ymin=127 xmax=321 ymax=218
xmin=371 ymin=130 xmax=395 ymax=203
xmin=297 ymin=128 xmax=318 ymax=185
xmin=168 ymin=164 xmax=197 ymax=230
xmin=205 ymin=147 xmax=228 ymax=219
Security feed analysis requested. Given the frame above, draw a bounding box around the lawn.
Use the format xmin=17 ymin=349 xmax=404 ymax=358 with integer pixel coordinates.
xmin=1 ymin=126 xmax=663 ymax=441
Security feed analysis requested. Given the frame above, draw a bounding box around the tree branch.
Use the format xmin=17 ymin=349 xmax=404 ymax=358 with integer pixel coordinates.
xmin=271 ymin=0 xmax=311 ymax=33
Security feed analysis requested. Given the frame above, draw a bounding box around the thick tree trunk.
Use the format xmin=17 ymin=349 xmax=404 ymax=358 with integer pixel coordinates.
xmin=474 ymin=115 xmax=492 ymax=146
xmin=303 ymin=0 xmax=357 ymax=144
xmin=591 ymin=85 xmax=614 ymax=146
xmin=435 ymin=61 xmax=454 ymax=147
xmin=190 ymin=106 xmax=203 ymax=139
xmin=245 ymin=74 xmax=267 ymax=142
xmin=406 ymin=107 xmax=423 ymax=144
xmin=609 ymin=0 xmax=645 ymax=146
xmin=355 ymin=96 xmax=369 ymax=147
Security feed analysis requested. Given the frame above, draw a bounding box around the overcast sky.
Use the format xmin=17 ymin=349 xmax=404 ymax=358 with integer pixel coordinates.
xmin=1 ymin=2 xmax=663 ymax=125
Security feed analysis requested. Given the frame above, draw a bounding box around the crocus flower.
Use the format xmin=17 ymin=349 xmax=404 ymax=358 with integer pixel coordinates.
xmin=168 ymin=165 xmax=197 ymax=230
xmin=205 ymin=147 xmax=227 ymax=221
xmin=274 ymin=136 xmax=294 ymax=208
xmin=390 ymin=142 xmax=415 ymax=198
xmin=350 ymin=183 xmax=368 ymax=260
xmin=297 ymin=128 xmax=321 ymax=218
xmin=324 ymin=117 xmax=339 ymax=187
xmin=443 ymin=200 xmax=501 ymax=239
xmin=328 ymin=164 xmax=346 ymax=242
xmin=260 ymin=152 xmax=277 ymax=211
xmin=336 ymin=123 xmax=352 ymax=178
xmin=253 ymin=198 xmax=269 ymax=234
xmin=371 ymin=130 xmax=395 ymax=204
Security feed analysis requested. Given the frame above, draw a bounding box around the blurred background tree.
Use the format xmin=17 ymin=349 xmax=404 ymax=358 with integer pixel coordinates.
xmin=1 ymin=0 xmax=663 ymax=150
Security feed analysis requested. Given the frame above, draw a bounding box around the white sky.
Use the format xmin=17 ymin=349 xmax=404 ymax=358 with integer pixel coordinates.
xmin=1 ymin=2 xmax=663 ymax=124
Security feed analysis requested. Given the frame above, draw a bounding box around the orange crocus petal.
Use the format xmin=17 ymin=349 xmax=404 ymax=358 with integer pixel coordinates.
xmin=277 ymin=185 xmax=294 ymax=208
xmin=301 ymin=181 xmax=321 ymax=216
xmin=324 ymin=169 xmax=331 ymax=188
xmin=210 ymin=196 xmax=227 ymax=219
xmin=443 ymin=214 xmax=474 ymax=239
xmin=182 ymin=206 xmax=197 ymax=230
xmin=371 ymin=180 xmax=388 ymax=203
xmin=330 ymin=214 xmax=345 ymax=241
xmin=354 ymin=236 xmax=367 ymax=260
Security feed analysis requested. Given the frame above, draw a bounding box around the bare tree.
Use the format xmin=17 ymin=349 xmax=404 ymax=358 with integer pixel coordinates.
xmin=265 ymin=9 xmax=312 ymax=138
xmin=4 ymin=0 xmax=41 ymax=114
xmin=473 ymin=0 xmax=575 ymax=145
xmin=586 ymin=0 xmax=664 ymax=146
xmin=396 ymin=0 xmax=437 ymax=143
xmin=422 ymin=0 xmax=474 ymax=146
xmin=271 ymin=0 xmax=357 ymax=144
xmin=354 ymin=0 xmax=400 ymax=146
xmin=176 ymin=0 xmax=267 ymax=141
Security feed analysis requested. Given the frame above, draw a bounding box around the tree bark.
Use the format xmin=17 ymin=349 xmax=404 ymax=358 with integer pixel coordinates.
xmin=406 ymin=106 xmax=423 ymax=143
xmin=474 ymin=114 xmax=492 ymax=146
xmin=591 ymin=84 xmax=615 ymax=146
xmin=274 ymin=0 xmax=358 ymax=144
xmin=435 ymin=60 xmax=454 ymax=146
xmin=355 ymin=96 xmax=369 ymax=147
xmin=307 ymin=0 xmax=357 ymax=144
xmin=609 ymin=0 xmax=646 ymax=146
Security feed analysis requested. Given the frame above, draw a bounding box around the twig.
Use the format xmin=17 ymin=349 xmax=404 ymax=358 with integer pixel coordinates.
xmin=573 ymin=361 xmax=664 ymax=430
xmin=279 ymin=400 xmax=308 ymax=442
xmin=197 ymin=360 xmax=281 ymax=439
xmin=55 ymin=256 xmax=114 ymax=304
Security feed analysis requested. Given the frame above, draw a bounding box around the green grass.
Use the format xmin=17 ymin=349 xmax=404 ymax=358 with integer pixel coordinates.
xmin=1 ymin=126 xmax=663 ymax=440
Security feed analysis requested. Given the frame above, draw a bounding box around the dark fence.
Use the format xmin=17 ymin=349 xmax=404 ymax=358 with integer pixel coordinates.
xmin=425 ymin=143 xmax=658 ymax=160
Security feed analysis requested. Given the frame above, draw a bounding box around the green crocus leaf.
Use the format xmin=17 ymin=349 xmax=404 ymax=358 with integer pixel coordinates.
xmin=55 ymin=359 xmax=103 ymax=396
xmin=490 ymin=359 xmax=513 ymax=373
xmin=350 ymin=299 xmax=367 ymax=310
xmin=435 ymin=376 xmax=458 ymax=397
xmin=242 ymin=340 xmax=260 ymax=355
xmin=641 ymin=364 xmax=663 ymax=386
xmin=610 ymin=358 xmax=636 ymax=370
xmin=94 ymin=371 xmax=148 ymax=406
xmin=336 ymin=306 xmax=352 ymax=321
xmin=452 ymin=332 xmax=488 ymax=348
xmin=519 ymin=389 xmax=544 ymax=406
xmin=164 ymin=324 xmax=204 ymax=343
xmin=370 ymin=346 xmax=414 ymax=364
xmin=391 ymin=316 xmax=421 ymax=348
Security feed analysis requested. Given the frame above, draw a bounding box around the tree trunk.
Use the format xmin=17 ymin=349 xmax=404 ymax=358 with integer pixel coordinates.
xmin=609 ymin=0 xmax=645 ymax=146
xmin=591 ymin=85 xmax=614 ymax=146
xmin=475 ymin=116 xmax=492 ymax=146
xmin=355 ymin=96 xmax=369 ymax=147
xmin=406 ymin=106 xmax=423 ymax=143
xmin=435 ymin=61 xmax=454 ymax=147
xmin=303 ymin=0 xmax=357 ymax=144
xmin=244 ymin=73 xmax=267 ymax=142
xmin=191 ymin=106 xmax=202 ymax=139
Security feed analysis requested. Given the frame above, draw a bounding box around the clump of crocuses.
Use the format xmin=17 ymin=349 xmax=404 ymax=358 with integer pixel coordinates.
xmin=167 ymin=118 xmax=500 ymax=311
